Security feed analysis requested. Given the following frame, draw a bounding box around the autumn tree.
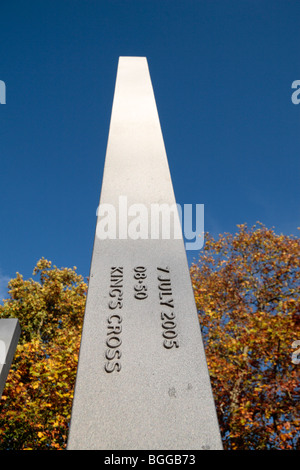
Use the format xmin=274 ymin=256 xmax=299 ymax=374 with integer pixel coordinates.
xmin=190 ymin=223 xmax=300 ymax=450
xmin=0 ymin=258 xmax=87 ymax=450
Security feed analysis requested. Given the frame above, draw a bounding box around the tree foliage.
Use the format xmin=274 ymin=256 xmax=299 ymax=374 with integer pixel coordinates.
xmin=0 ymin=258 xmax=87 ymax=449
xmin=190 ymin=223 xmax=300 ymax=449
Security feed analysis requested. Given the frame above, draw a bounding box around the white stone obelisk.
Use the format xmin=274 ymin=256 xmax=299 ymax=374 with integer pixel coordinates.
xmin=67 ymin=57 xmax=222 ymax=450
xmin=0 ymin=319 xmax=21 ymax=397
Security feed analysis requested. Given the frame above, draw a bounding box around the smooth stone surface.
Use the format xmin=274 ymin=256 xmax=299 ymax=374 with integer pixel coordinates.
xmin=67 ymin=57 xmax=222 ymax=450
xmin=0 ymin=319 xmax=21 ymax=397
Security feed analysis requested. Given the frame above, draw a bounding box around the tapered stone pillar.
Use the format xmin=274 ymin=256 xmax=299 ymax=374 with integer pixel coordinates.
xmin=67 ymin=57 xmax=222 ymax=450
xmin=0 ymin=319 xmax=21 ymax=397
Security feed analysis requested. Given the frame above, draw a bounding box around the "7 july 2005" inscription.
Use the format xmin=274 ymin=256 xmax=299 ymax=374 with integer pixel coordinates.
xmin=157 ymin=266 xmax=179 ymax=350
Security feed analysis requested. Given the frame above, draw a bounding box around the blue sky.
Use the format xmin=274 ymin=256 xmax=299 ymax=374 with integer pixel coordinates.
xmin=0 ymin=0 xmax=299 ymax=300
